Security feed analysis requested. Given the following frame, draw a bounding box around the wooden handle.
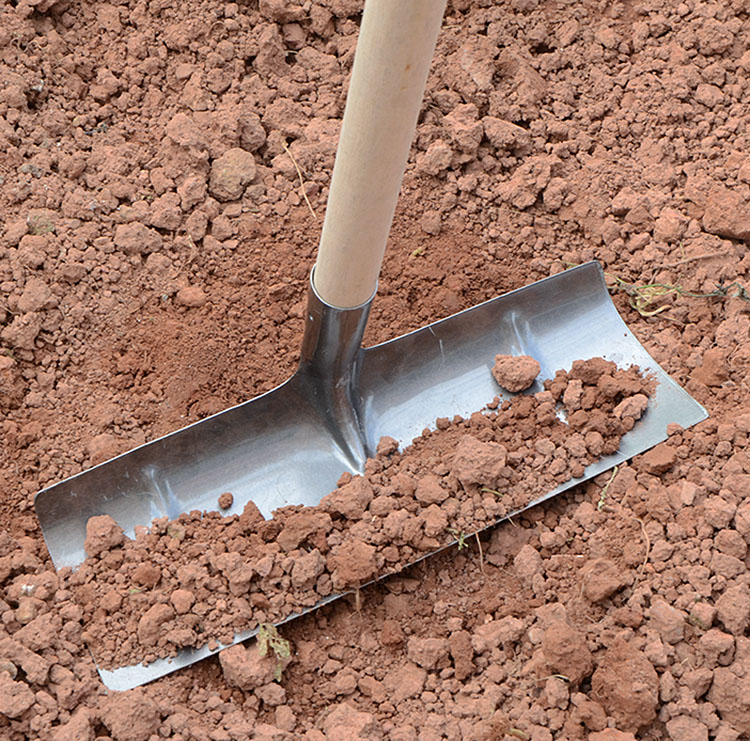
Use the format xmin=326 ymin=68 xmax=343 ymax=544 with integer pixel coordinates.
xmin=313 ymin=0 xmax=446 ymax=308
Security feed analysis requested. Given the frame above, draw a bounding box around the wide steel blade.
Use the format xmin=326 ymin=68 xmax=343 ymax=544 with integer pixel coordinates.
xmin=34 ymin=262 xmax=707 ymax=690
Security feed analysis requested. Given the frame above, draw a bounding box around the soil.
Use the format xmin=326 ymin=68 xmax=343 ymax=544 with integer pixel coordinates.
xmin=492 ymin=354 xmax=541 ymax=393
xmin=1 ymin=0 xmax=750 ymax=739
xmin=67 ymin=357 xmax=653 ymax=671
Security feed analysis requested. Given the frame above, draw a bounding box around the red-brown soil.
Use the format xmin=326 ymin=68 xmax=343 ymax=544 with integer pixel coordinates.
xmin=2 ymin=0 xmax=750 ymax=739
xmin=68 ymin=358 xmax=652 ymax=671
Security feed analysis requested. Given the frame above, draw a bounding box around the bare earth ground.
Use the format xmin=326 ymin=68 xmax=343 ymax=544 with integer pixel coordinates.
xmin=2 ymin=0 xmax=750 ymax=739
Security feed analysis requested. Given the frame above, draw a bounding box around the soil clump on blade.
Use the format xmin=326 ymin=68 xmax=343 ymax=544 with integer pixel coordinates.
xmin=492 ymin=353 xmax=541 ymax=392
xmin=66 ymin=359 xmax=653 ymax=671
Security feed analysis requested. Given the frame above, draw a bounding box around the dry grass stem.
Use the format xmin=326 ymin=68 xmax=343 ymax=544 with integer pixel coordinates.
xmin=282 ymin=140 xmax=317 ymax=219
xmin=474 ymin=532 xmax=485 ymax=575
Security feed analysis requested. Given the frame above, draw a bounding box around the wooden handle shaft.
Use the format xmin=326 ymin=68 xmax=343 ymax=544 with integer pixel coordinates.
xmin=313 ymin=0 xmax=446 ymax=308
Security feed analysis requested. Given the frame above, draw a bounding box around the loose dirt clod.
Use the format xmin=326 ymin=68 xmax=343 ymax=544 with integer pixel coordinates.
xmin=83 ymin=514 xmax=125 ymax=558
xmin=492 ymin=354 xmax=541 ymax=392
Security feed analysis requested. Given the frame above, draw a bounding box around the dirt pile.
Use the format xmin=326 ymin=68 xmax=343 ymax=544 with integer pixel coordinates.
xmin=66 ymin=357 xmax=653 ymax=671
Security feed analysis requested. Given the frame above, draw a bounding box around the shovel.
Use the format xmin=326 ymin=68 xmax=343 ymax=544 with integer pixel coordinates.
xmin=35 ymin=0 xmax=706 ymax=691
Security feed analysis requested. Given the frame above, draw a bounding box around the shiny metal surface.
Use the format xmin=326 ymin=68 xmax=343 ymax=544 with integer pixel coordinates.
xmin=34 ymin=261 xmax=707 ymax=691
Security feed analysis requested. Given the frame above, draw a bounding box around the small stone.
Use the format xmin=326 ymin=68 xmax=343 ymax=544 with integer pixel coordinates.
xmin=514 ymin=544 xmax=544 ymax=581
xmin=591 ymin=638 xmax=659 ymax=732
xmin=276 ymin=510 xmax=332 ymax=552
xmin=665 ymin=715 xmax=709 ymax=741
xmin=320 ymin=477 xmax=374 ymax=520
xmin=492 ymin=354 xmax=540 ymax=392
xmin=170 ymin=589 xmax=195 ymax=615
xmin=384 ymin=662 xmax=426 ymax=703
xmin=185 ymin=210 xmax=208 ymax=241
xmin=581 ymin=558 xmax=629 ymax=602
xmin=87 ymin=433 xmax=119 ymax=465
xmin=692 ymin=348 xmax=729 ymax=387
xmin=219 ymin=643 xmax=276 ymax=690
xmin=84 ymin=514 xmax=125 ymax=558
xmin=166 ymin=112 xmax=205 ymax=148
xmin=17 ymin=234 xmax=45 ymax=267
xmin=101 ymin=589 xmax=122 ymax=613
xmin=162 ymin=626 xmax=195 ymax=648
xmin=290 ymin=549 xmax=325 ymax=589
xmin=703 ymin=496 xmax=736 ymax=529
xmin=333 ymin=667 xmax=358 ymax=696
xmin=209 ymin=148 xmax=256 ymax=201
xmin=148 ymin=192 xmax=183 ymax=231
xmin=682 ymin=667 xmax=713 ymax=701
xmin=472 ymin=616 xmax=525 ymax=651
xmin=17 ymin=277 xmax=53 ymax=313
xmin=406 ymin=636 xmax=450 ymax=670
xmin=613 ymin=394 xmax=649 ymax=420
xmin=543 ymin=177 xmax=568 ymax=211
xmin=0 ymin=637 xmax=50 ymax=684
xmin=323 ymin=702 xmax=382 ymax=739
xmin=358 ymin=675 xmax=387 ymax=702
xmin=0 ymin=660 xmax=17 ymax=680
xmin=715 ymin=584 xmax=750 ymax=636
xmin=639 ymin=444 xmax=677 ymax=474
xmin=176 ymin=285 xmax=207 ymax=308
xmin=444 ymin=103 xmax=483 ymax=155
xmin=695 ymin=83 xmax=724 ymax=108
xmin=648 ymin=599 xmax=685 ymax=644
xmin=98 ymin=687 xmax=161 ymax=741
xmin=452 ymin=435 xmax=508 ymax=490
xmin=689 ymin=602 xmax=716 ymax=631
xmin=416 ymin=140 xmax=452 ymax=176
xmin=0 ymin=672 xmax=34 ymax=718
xmin=218 ymin=492 xmax=234 ymax=510
xmin=483 ymin=117 xmax=532 ymax=153
xmin=1 ymin=313 xmax=42 ymax=351
xmin=275 ymin=705 xmax=296 ymax=733
xmin=541 ymin=621 xmax=594 ymax=685
xmin=703 ymin=185 xmax=750 ymax=242
xmin=420 ymin=210 xmax=441 ymax=235
xmin=211 ymin=214 xmax=234 ymax=241
xmin=239 ymin=111 xmax=267 ymax=152
xmin=327 ymin=540 xmax=377 ymax=589
xmin=589 ymin=733 xmax=637 ymax=741
xmin=421 ymin=504 xmax=448 ymax=538
xmin=133 ymin=563 xmax=161 ymax=588
xmin=698 ymin=629 xmax=735 ymax=666
xmin=177 ymin=175 xmax=207 ymax=211
xmin=15 ymin=612 xmax=59 ymax=651
xmin=113 ymin=222 xmax=163 ymax=255
xmin=137 ymin=603 xmax=174 ymax=646
xmin=380 ymin=619 xmax=405 ymax=648
xmin=415 ymin=474 xmax=449 ymax=505
xmin=544 ymin=675 xmax=569 ymax=709
xmin=51 ymin=707 xmax=95 ymax=741
xmin=653 ymin=208 xmax=686 ymax=243
xmin=149 ymin=167 xmax=173 ymax=195
xmin=376 ymin=436 xmax=399 ymax=456
xmin=4 ymin=219 xmax=28 ymax=246
xmin=716 ymin=529 xmax=747 ymax=559
xmin=595 ymin=26 xmax=617 ymax=48
xmin=448 ymin=630 xmax=474 ymax=680
xmin=709 ymin=666 xmax=750 ymax=730
xmin=90 ymin=68 xmax=120 ymax=101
